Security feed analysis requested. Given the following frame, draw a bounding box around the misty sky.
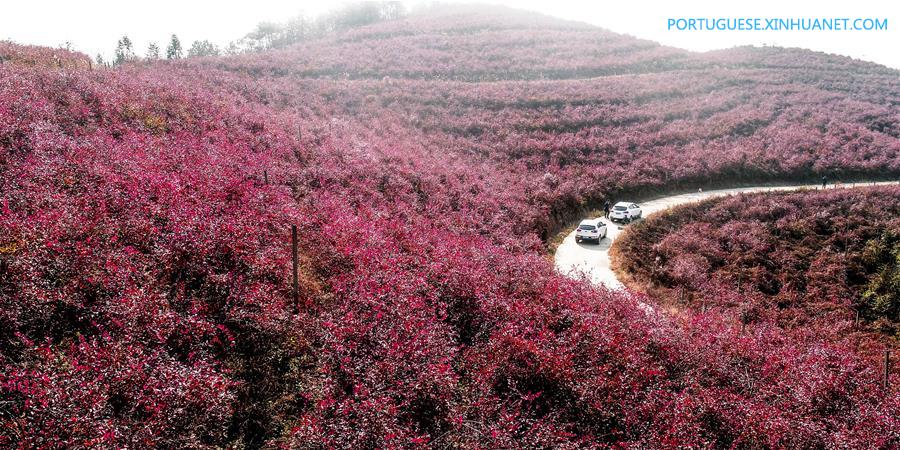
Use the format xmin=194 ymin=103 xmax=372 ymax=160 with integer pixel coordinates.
xmin=2 ymin=0 xmax=897 ymax=69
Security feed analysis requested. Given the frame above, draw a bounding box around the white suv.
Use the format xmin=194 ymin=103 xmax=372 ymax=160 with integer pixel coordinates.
xmin=610 ymin=202 xmax=642 ymax=223
xmin=575 ymin=218 xmax=607 ymax=243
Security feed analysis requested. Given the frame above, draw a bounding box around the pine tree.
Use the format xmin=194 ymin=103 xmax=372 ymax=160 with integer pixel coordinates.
xmin=114 ymin=35 xmax=136 ymax=65
xmin=146 ymin=42 xmax=160 ymax=60
xmin=187 ymin=40 xmax=220 ymax=58
xmin=166 ymin=34 xmax=182 ymax=60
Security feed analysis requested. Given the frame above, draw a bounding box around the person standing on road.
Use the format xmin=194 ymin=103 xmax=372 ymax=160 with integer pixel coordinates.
xmin=822 ymin=175 xmax=828 ymax=189
xmin=603 ymin=200 xmax=611 ymax=219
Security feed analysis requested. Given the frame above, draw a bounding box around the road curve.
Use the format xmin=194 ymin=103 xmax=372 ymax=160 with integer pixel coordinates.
xmin=554 ymin=182 xmax=899 ymax=289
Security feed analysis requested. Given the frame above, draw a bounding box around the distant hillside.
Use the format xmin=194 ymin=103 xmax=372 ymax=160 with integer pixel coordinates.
xmin=199 ymin=6 xmax=898 ymax=238
xmin=215 ymin=6 xmax=899 ymax=84
xmin=217 ymin=5 xmax=691 ymax=80
xmin=0 ymin=42 xmax=92 ymax=69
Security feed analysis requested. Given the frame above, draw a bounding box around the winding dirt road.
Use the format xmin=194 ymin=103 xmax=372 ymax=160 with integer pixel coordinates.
xmin=554 ymin=182 xmax=899 ymax=289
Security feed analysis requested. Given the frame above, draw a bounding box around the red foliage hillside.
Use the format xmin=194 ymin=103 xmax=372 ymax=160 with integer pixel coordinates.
xmin=1 ymin=7 xmax=899 ymax=448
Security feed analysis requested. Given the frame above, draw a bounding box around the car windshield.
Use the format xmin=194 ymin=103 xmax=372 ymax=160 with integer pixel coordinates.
xmin=614 ymin=206 xmax=627 ymax=211
xmin=579 ymin=224 xmax=596 ymax=231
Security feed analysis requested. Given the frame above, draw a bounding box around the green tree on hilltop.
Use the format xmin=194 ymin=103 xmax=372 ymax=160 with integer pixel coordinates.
xmin=166 ymin=34 xmax=182 ymax=60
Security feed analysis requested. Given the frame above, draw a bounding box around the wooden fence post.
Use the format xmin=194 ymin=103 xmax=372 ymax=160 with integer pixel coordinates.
xmin=886 ymin=350 xmax=891 ymax=391
xmin=292 ymin=225 xmax=299 ymax=311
